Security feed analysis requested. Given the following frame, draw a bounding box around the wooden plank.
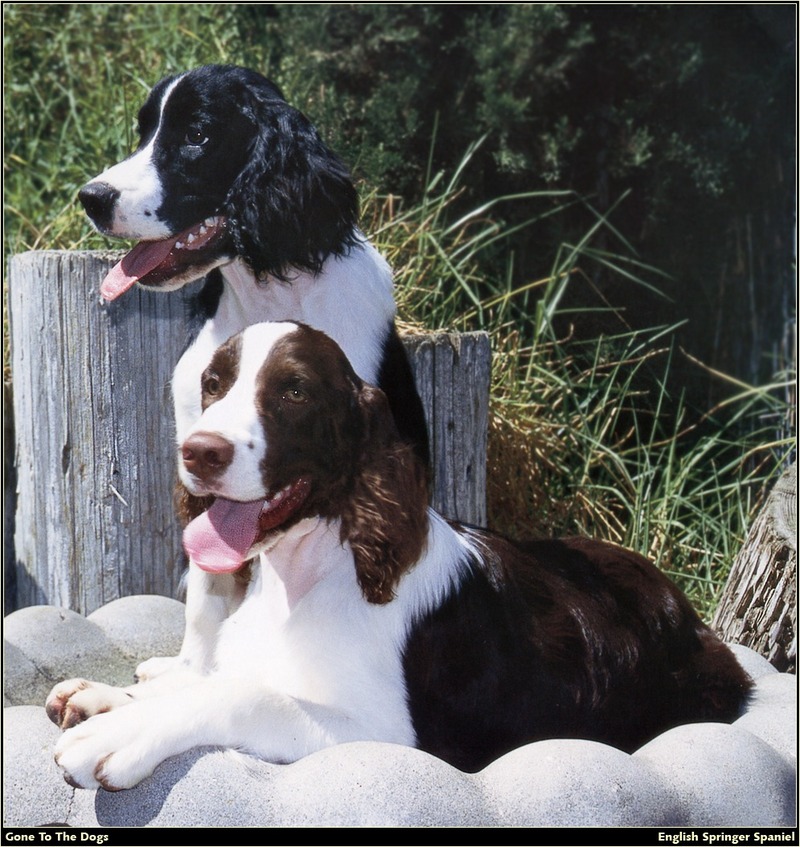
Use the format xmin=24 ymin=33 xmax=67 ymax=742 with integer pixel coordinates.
xmin=7 ymin=251 xmax=490 ymax=614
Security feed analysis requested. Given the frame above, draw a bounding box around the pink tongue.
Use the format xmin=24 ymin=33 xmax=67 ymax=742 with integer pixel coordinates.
xmin=100 ymin=238 xmax=178 ymax=301
xmin=183 ymin=498 xmax=265 ymax=573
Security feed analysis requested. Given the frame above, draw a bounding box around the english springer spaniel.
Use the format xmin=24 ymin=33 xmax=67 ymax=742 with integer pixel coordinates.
xmin=79 ymin=64 xmax=428 ymax=677
xmin=78 ymin=63 xmax=427 ymax=457
xmin=47 ymin=322 xmax=752 ymax=790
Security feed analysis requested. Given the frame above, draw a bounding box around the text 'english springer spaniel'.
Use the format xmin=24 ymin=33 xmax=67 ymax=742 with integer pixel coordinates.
xmin=47 ymin=322 xmax=752 ymax=790
xmin=78 ymin=63 xmax=428 ymax=461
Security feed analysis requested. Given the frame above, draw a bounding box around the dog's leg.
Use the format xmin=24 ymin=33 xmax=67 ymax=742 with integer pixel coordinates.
xmin=47 ymin=565 xmax=242 ymax=729
xmin=135 ymin=562 xmax=244 ymax=680
xmin=54 ymin=677 xmax=371 ymax=790
xmin=179 ymin=563 xmax=246 ymax=671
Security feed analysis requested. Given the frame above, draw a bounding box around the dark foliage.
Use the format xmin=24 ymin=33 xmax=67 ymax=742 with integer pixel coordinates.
xmin=5 ymin=4 xmax=795 ymax=407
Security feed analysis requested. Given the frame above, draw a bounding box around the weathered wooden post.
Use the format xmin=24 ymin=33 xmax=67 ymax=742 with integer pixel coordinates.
xmin=9 ymin=252 xmax=192 ymax=613
xmin=712 ymin=460 xmax=797 ymax=672
xmin=7 ymin=251 xmax=491 ymax=615
xmin=405 ymin=332 xmax=490 ymax=527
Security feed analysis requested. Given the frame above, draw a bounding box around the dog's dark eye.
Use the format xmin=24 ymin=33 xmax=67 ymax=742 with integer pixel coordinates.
xmin=281 ymin=387 xmax=308 ymax=405
xmin=204 ymin=375 xmax=221 ymax=396
xmin=185 ymin=127 xmax=209 ymax=147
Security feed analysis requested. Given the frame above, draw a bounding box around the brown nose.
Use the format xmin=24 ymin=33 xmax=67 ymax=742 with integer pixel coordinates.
xmin=182 ymin=432 xmax=234 ymax=480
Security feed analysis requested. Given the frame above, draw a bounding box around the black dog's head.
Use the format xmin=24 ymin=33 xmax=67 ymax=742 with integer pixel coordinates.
xmin=80 ymin=65 xmax=359 ymax=299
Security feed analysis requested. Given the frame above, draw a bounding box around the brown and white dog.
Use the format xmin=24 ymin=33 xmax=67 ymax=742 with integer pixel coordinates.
xmin=47 ymin=322 xmax=752 ymax=790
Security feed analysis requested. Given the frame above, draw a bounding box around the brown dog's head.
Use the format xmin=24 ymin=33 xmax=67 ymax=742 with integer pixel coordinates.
xmin=179 ymin=322 xmax=428 ymax=603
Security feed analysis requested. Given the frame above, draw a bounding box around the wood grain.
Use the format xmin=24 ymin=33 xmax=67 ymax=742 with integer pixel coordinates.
xmin=712 ymin=461 xmax=796 ymax=672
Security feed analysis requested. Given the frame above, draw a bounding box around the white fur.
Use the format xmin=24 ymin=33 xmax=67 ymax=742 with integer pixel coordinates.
xmin=179 ymin=323 xmax=295 ymax=499
xmin=85 ymin=76 xmax=184 ymax=239
xmin=171 ymin=242 xmax=395 ymax=446
xmin=60 ymin=68 xmax=409 ymax=786
xmin=166 ymin=221 xmax=395 ymax=694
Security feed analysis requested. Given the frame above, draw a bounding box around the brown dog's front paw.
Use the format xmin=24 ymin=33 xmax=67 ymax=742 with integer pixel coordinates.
xmin=46 ymin=679 xmax=92 ymax=728
xmin=45 ymin=679 xmax=133 ymax=729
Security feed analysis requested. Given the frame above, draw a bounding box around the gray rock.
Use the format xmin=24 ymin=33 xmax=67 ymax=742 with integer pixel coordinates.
xmin=87 ymin=594 xmax=184 ymax=666
xmin=728 ymin=643 xmax=779 ymax=681
xmin=479 ymin=738 xmax=683 ymax=827
xmin=2 ymin=706 xmax=74 ymax=827
xmin=266 ymin=741 xmax=489 ymax=827
xmin=90 ymin=748 xmax=276 ymax=827
xmin=735 ymin=673 xmax=798 ymax=767
xmin=3 ymin=605 xmax=130 ymax=706
xmin=634 ymin=722 xmax=797 ymax=826
xmin=94 ymin=741 xmax=491 ymax=828
xmin=3 ymin=597 xmax=797 ymax=828
xmin=3 ymin=640 xmax=48 ymax=707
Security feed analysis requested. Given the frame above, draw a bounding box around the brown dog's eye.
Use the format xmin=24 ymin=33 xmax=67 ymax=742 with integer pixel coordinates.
xmin=204 ymin=375 xmax=221 ymax=396
xmin=281 ymin=387 xmax=308 ymax=405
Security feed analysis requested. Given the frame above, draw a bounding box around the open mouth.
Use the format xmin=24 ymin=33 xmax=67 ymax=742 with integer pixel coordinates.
xmin=100 ymin=216 xmax=230 ymax=301
xmin=182 ymin=477 xmax=312 ymax=573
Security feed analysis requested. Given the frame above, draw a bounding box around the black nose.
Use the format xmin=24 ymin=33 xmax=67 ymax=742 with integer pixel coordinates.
xmin=78 ymin=181 xmax=120 ymax=231
xmin=182 ymin=432 xmax=235 ymax=481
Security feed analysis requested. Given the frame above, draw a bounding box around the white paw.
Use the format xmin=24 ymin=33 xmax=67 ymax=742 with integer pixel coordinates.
xmin=54 ymin=705 xmax=165 ymax=791
xmin=45 ymin=678 xmax=134 ymax=729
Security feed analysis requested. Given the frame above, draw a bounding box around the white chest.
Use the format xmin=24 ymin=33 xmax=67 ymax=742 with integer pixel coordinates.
xmin=210 ymin=538 xmax=416 ymax=746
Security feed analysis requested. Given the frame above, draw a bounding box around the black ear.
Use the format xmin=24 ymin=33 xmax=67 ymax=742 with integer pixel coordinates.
xmin=225 ymin=86 xmax=359 ymax=279
xmin=339 ymin=384 xmax=430 ymax=604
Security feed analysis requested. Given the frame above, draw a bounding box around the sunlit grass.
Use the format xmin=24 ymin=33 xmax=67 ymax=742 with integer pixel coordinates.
xmin=365 ymin=147 xmax=792 ymax=619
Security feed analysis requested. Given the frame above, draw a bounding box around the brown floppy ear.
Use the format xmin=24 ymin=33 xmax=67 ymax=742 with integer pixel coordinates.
xmin=339 ymin=384 xmax=430 ymax=604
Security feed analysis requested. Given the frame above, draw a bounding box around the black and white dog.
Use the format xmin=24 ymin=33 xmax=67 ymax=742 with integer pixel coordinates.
xmin=79 ymin=63 xmax=427 ymax=457
xmin=47 ymin=322 xmax=752 ymax=789
xmin=78 ymin=64 xmax=428 ymax=674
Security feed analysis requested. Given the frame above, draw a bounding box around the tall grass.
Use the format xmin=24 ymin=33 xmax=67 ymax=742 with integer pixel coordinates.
xmin=4 ymin=3 xmax=794 ymax=619
xmin=366 ymin=148 xmax=793 ymax=618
